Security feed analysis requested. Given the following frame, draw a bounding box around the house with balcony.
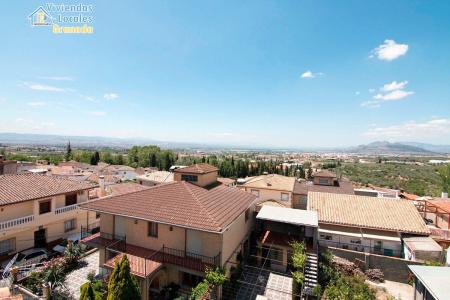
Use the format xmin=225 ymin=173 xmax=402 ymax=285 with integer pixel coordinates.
xmin=0 ymin=174 xmax=97 ymax=261
xmin=80 ymin=163 xmax=257 ymax=300
xmin=292 ymin=170 xmax=354 ymax=210
xmin=308 ymin=192 xmax=431 ymax=258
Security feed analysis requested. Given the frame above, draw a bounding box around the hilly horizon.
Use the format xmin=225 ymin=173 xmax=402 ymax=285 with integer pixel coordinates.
xmin=0 ymin=132 xmax=449 ymax=154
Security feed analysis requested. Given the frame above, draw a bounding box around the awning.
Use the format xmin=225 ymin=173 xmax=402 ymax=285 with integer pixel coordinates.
xmin=256 ymin=206 xmax=318 ymax=227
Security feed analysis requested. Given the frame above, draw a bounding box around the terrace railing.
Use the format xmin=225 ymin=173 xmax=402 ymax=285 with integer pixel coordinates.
xmin=0 ymin=215 xmax=34 ymax=230
xmin=55 ymin=204 xmax=78 ymax=215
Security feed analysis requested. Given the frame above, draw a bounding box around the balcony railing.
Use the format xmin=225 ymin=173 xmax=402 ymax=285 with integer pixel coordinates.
xmin=105 ymin=242 xmax=220 ymax=275
xmin=0 ymin=215 xmax=34 ymax=230
xmin=55 ymin=204 xmax=78 ymax=215
xmin=430 ymin=228 xmax=450 ymax=241
xmin=319 ymin=239 xmax=402 ymax=257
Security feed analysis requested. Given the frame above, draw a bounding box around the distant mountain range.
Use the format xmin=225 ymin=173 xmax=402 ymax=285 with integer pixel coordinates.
xmin=0 ymin=132 xmax=449 ymax=154
xmin=346 ymin=141 xmax=450 ymax=155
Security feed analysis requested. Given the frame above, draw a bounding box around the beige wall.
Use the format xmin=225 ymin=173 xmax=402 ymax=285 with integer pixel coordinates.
xmin=0 ymin=190 xmax=92 ymax=255
xmin=174 ymin=171 xmax=218 ymax=187
xmin=242 ymin=187 xmax=292 ymax=207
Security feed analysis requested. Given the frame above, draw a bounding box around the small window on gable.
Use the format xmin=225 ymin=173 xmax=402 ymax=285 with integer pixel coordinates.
xmin=148 ymin=221 xmax=158 ymax=237
xmin=281 ymin=193 xmax=289 ymax=201
xmin=181 ymin=174 xmax=198 ymax=182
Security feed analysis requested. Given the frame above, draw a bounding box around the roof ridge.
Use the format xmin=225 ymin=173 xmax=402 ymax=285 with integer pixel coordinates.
xmin=182 ymin=182 xmax=220 ymax=229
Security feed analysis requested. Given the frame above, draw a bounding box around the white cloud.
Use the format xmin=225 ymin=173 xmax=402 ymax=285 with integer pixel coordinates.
xmin=373 ymin=89 xmax=414 ymax=101
xmin=38 ymin=76 xmax=74 ymax=81
xmin=28 ymin=101 xmax=46 ymax=107
xmin=300 ymin=71 xmax=323 ymax=79
xmin=87 ymin=111 xmax=106 ymax=116
xmin=361 ymin=80 xmax=413 ymax=108
xmin=363 ymin=118 xmax=450 ymax=139
xmin=360 ymin=100 xmax=380 ymax=109
xmin=13 ymin=118 xmax=55 ymax=131
xmin=103 ymin=93 xmax=119 ymax=100
xmin=371 ymin=39 xmax=409 ymax=61
xmin=21 ymin=82 xmax=72 ymax=92
xmin=381 ymin=80 xmax=408 ymax=92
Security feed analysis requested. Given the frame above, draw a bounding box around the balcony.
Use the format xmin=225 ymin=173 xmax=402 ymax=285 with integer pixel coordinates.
xmin=0 ymin=215 xmax=34 ymax=230
xmin=55 ymin=204 xmax=78 ymax=215
xmin=104 ymin=240 xmax=221 ymax=278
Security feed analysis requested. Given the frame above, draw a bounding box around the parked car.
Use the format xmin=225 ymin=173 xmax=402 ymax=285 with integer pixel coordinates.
xmin=1 ymin=248 xmax=49 ymax=272
xmin=51 ymin=233 xmax=86 ymax=256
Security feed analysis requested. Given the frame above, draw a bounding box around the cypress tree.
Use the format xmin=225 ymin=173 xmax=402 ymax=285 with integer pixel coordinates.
xmin=107 ymin=255 xmax=141 ymax=300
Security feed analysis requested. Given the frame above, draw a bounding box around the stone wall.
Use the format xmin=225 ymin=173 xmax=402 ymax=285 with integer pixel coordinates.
xmin=324 ymin=246 xmax=423 ymax=283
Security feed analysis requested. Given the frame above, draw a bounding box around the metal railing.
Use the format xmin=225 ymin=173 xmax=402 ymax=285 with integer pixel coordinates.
xmin=318 ymin=239 xmax=402 ymax=257
xmin=0 ymin=215 xmax=34 ymax=230
xmin=80 ymin=221 xmax=100 ymax=239
xmin=162 ymin=245 xmax=221 ymax=267
xmin=55 ymin=204 xmax=78 ymax=215
xmin=430 ymin=228 xmax=450 ymax=241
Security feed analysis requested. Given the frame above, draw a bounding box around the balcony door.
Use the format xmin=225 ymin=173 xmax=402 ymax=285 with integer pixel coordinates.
xmin=114 ymin=216 xmax=126 ymax=238
xmin=186 ymin=229 xmax=202 ymax=255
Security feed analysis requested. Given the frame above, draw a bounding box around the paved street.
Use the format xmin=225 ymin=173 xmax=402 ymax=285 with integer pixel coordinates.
xmin=65 ymin=251 xmax=99 ymax=300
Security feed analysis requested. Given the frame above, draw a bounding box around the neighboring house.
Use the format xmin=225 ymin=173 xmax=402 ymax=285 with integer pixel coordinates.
xmin=255 ymin=205 xmax=319 ymax=292
xmin=354 ymin=186 xmax=400 ymax=199
xmin=408 ymin=265 xmax=450 ymax=300
xmin=308 ymin=192 xmax=431 ymax=258
xmin=403 ymin=237 xmax=442 ymax=262
xmin=102 ymin=165 xmax=138 ymax=181
xmin=423 ymin=198 xmax=450 ymax=230
xmin=238 ymin=174 xmax=296 ymax=208
xmin=90 ymin=182 xmax=150 ymax=199
xmin=172 ymin=163 xmax=219 ymax=187
xmin=0 ymin=155 xmax=17 ymax=175
xmin=0 ymin=174 xmax=96 ymax=261
xmin=137 ymin=171 xmax=174 ymax=187
xmin=80 ymin=163 xmax=257 ymax=299
xmin=293 ymin=170 xmax=354 ymax=209
xmin=217 ymin=177 xmax=236 ymax=187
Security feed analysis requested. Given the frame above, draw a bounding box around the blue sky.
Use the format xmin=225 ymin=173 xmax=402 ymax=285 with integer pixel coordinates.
xmin=1 ymin=1 xmax=450 ymax=148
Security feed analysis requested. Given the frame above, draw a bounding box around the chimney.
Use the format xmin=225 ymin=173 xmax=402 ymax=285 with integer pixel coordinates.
xmin=442 ymin=192 xmax=449 ymax=199
xmin=99 ymin=175 xmax=106 ymax=197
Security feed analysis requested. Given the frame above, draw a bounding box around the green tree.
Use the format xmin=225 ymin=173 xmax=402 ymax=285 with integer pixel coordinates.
xmin=80 ymin=281 xmax=96 ymax=300
xmin=90 ymin=151 xmax=100 ymax=165
xmin=65 ymin=141 xmax=72 ymax=161
xmin=307 ymin=167 xmax=313 ymax=180
xmin=107 ymin=255 xmax=141 ymax=300
xmin=438 ymin=165 xmax=450 ymax=193
xmin=149 ymin=153 xmax=157 ymax=167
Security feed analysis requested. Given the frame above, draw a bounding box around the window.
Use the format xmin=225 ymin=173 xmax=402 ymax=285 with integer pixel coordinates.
xmin=245 ymin=208 xmax=250 ymax=222
xmin=0 ymin=238 xmax=15 ymax=255
xmin=281 ymin=193 xmax=289 ymax=201
xmin=181 ymin=271 xmax=203 ymax=287
xmin=64 ymin=219 xmax=76 ymax=232
xmin=65 ymin=193 xmax=77 ymax=206
xmin=320 ymin=234 xmax=332 ymax=241
xmin=350 ymin=239 xmax=362 ymax=244
xmin=148 ymin=222 xmax=158 ymax=237
xmin=96 ymin=212 xmax=101 ymax=219
xmin=319 ymin=178 xmax=329 ymax=185
xmin=39 ymin=200 xmax=51 ymax=214
xmin=250 ymin=189 xmax=260 ymax=199
xmin=181 ymin=174 xmax=198 ymax=182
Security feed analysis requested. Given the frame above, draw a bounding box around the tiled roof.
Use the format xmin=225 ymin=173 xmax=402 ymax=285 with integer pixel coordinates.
xmin=80 ymin=181 xmax=256 ymax=232
xmin=0 ymin=174 xmax=96 ymax=206
xmin=241 ymin=174 xmax=296 ymax=192
xmin=138 ymin=171 xmax=174 ymax=183
xmin=90 ymin=182 xmax=150 ymax=199
xmin=293 ymin=180 xmax=354 ymax=195
xmin=308 ymin=192 xmax=430 ymax=235
xmin=313 ymin=170 xmax=336 ymax=178
xmin=173 ymin=163 xmax=219 ymax=174
xmin=427 ymin=198 xmax=450 ymax=213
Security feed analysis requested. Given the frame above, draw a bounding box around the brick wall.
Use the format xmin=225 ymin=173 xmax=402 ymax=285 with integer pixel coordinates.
xmin=324 ymin=246 xmax=423 ymax=283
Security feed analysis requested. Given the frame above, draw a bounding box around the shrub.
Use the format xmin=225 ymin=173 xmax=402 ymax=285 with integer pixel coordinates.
xmin=189 ymin=281 xmax=209 ymax=300
xmin=365 ymin=269 xmax=384 ymax=283
xmin=205 ymin=267 xmax=226 ymax=286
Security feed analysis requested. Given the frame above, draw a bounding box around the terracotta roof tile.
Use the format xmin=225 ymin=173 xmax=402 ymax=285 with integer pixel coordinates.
xmin=173 ymin=163 xmax=218 ymax=174
xmin=242 ymin=174 xmax=296 ymax=192
xmin=80 ymin=181 xmax=256 ymax=232
xmin=293 ymin=180 xmax=354 ymax=195
xmin=308 ymin=191 xmax=430 ymax=235
xmin=0 ymin=174 xmax=96 ymax=206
